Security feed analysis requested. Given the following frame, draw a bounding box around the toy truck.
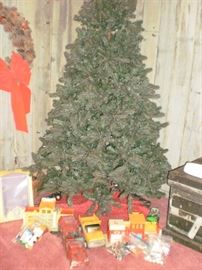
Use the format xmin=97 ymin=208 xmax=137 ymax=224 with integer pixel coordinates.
xmin=58 ymin=215 xmax=81 ymax=240
xmin=65 ymin=239 xmax=89 ymax=269
xmin=79 ymin=214 xmax=106 ymax=248
xmin=58 ymin=215 xmax=88 ymax=268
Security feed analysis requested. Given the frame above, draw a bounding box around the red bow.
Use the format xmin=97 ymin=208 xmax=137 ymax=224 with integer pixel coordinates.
xmin=0 ymin=52 xmax=31 ymax=132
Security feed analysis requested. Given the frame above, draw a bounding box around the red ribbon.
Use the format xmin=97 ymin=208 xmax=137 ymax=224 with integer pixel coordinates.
xmin=0 ymin=52 xmax=31 ymax=132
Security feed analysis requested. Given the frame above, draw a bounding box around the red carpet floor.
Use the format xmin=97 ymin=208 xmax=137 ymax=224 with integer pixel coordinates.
xmin=0 ymin=197 xmax=201 ymax=270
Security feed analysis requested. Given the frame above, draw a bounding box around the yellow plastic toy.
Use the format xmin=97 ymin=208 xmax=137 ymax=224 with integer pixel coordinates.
xmin=129 ymin=211 xmax=159 ymax=239
xmin=144 ymin=221 xmax=158 ymax=234
xmin=79 ymin=214 xmax=106 ymax=248
xmin=23 ymin=197 xmax=73 ymax=232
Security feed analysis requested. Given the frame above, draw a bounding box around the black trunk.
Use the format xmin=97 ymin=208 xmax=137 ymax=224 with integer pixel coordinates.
xmin=163 ymin=157 xmax=202 ymax=253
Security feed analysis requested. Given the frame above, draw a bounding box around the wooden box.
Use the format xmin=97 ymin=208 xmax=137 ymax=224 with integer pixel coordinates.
xmin=163 ymin=158 xmax=202 ymax=252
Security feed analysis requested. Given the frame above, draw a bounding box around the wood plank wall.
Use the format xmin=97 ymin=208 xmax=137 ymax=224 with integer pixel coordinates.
xmin=0 ymin=0 xmax=201 ymax=170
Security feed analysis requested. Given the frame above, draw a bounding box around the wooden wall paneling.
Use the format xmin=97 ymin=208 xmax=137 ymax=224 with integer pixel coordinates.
xmin=140 ymin=0 xmax=161 ymax=83
xmin=135 ymin=0 xmax=145 ymax=20
xmin=0 ymin=0 xmax=201 ymax=170
xmin=179 ymin=0 xmax=202 ymax=164
xmin=166 ymin=0 xmax=199 ymax=167
xmin=30 ymin=0 xmax=53 ymax=154
xmin=12 ymin=0 xmax=37 ymax=168
xmin=154 ymin=0 xmax=186 ymax=167
xmin=31 ymin=0 xmax=83 ymax=155
xmin=0 ymin=0 xmax=54 ymax=168
xmin=70 ymin=0 xmax=83 ymax=42
xmin=49 ymin=0 xmax=70 ymax=98
xmin=0 ymin=24 xmax=14 ymax=169
xmin=0 ymin=0 xmax=31 ymax=169
xmin=49 ymin=0 xmax=83 ymax=103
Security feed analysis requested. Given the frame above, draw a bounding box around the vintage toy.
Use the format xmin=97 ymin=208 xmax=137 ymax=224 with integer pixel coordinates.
xmin=147 ymin=207 xmax=160 ymax=222
xmin=23 ymin=197 xmax=73 ymax=232
xmin=144 ymin=221 xmax=158 ymax=235
xmin=65 ymin=239 xmax=89 ymax=269
xmin=59 ymin=215 xmax=81 ymax=240
xmin=79 ymin=214 xmax=106 ymax=248
xmin=107 ymin=212 xmax=159 ymax=247
xmin=108 ymin=219 xmax=130 ymax=244
xmin=129 ymin=212 xmax=146 ymax=239
xmin=129 ymin=212 xmax=159 ymax=239
xmin=15 ymin=223 xmax=46 ymax=249
xmin=59 ymin=215 xmax=87 ymax=268
xmin=107 ymin=211 xmax=159 ymax=246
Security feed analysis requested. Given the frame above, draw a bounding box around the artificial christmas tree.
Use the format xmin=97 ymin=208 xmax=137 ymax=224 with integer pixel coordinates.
xmin=31 ymin=0 xmax=170 ymax=213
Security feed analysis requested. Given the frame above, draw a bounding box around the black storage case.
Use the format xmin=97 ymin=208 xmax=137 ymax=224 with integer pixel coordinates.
xmin=163 ymin=158 xmax=202 ymax=252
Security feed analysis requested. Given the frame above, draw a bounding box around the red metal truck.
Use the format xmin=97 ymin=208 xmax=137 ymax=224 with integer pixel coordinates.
xmin=59 ymin=215 xmax=89 ymax=268
xmin=58 ymin=215 xmax=81 ymax=240
xmin=65 ymin=239 xmax=89 ymax=269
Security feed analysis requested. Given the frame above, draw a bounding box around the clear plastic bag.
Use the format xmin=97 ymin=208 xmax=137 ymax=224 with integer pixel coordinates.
xmin=128 ymin=232 xmax=149 ymax=254
xmin=106 ymin=242 xmax=131 ymax=260
xmin=0 ymin=171 xmax=33 ymax=222
xmin=144 ymin=234 xmax=172 ymax=265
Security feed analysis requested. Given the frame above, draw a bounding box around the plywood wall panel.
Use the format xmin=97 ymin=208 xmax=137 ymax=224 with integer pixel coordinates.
xmin=0 ymin=0 xmax=201 ymax=170
xmin=70 ymin=0 xmax=83 ymax=42
xmin=178 ymin=1 xmax=202 ymax=164
xmin=143 ymin=1 xmax=161 ymax=75
xmin=0 ymin=0 xmax=24 ymax=169
xmin=154 ymin=0 xmax=201 ymax=167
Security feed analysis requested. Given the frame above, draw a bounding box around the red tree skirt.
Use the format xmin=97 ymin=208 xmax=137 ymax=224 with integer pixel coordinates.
xmin=56 ymin=192 xmax=150 ymax=219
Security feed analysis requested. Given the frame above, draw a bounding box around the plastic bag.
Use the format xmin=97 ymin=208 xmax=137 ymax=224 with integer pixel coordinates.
xmin=144 ymin=234 xmax=172 ymax=265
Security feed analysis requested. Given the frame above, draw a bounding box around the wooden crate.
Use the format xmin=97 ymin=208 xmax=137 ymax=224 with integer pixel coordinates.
xmin=163 ymin=158 xmax=202 ymax=252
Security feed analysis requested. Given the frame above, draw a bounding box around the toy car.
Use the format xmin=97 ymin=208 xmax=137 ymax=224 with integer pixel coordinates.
xmin=79 ymin=214 xmax=106 ymax=248
xmin=58 ymin=215 xmax=81 ymax=240
xmin=65 ymin=239 xmax=89 ymax=269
